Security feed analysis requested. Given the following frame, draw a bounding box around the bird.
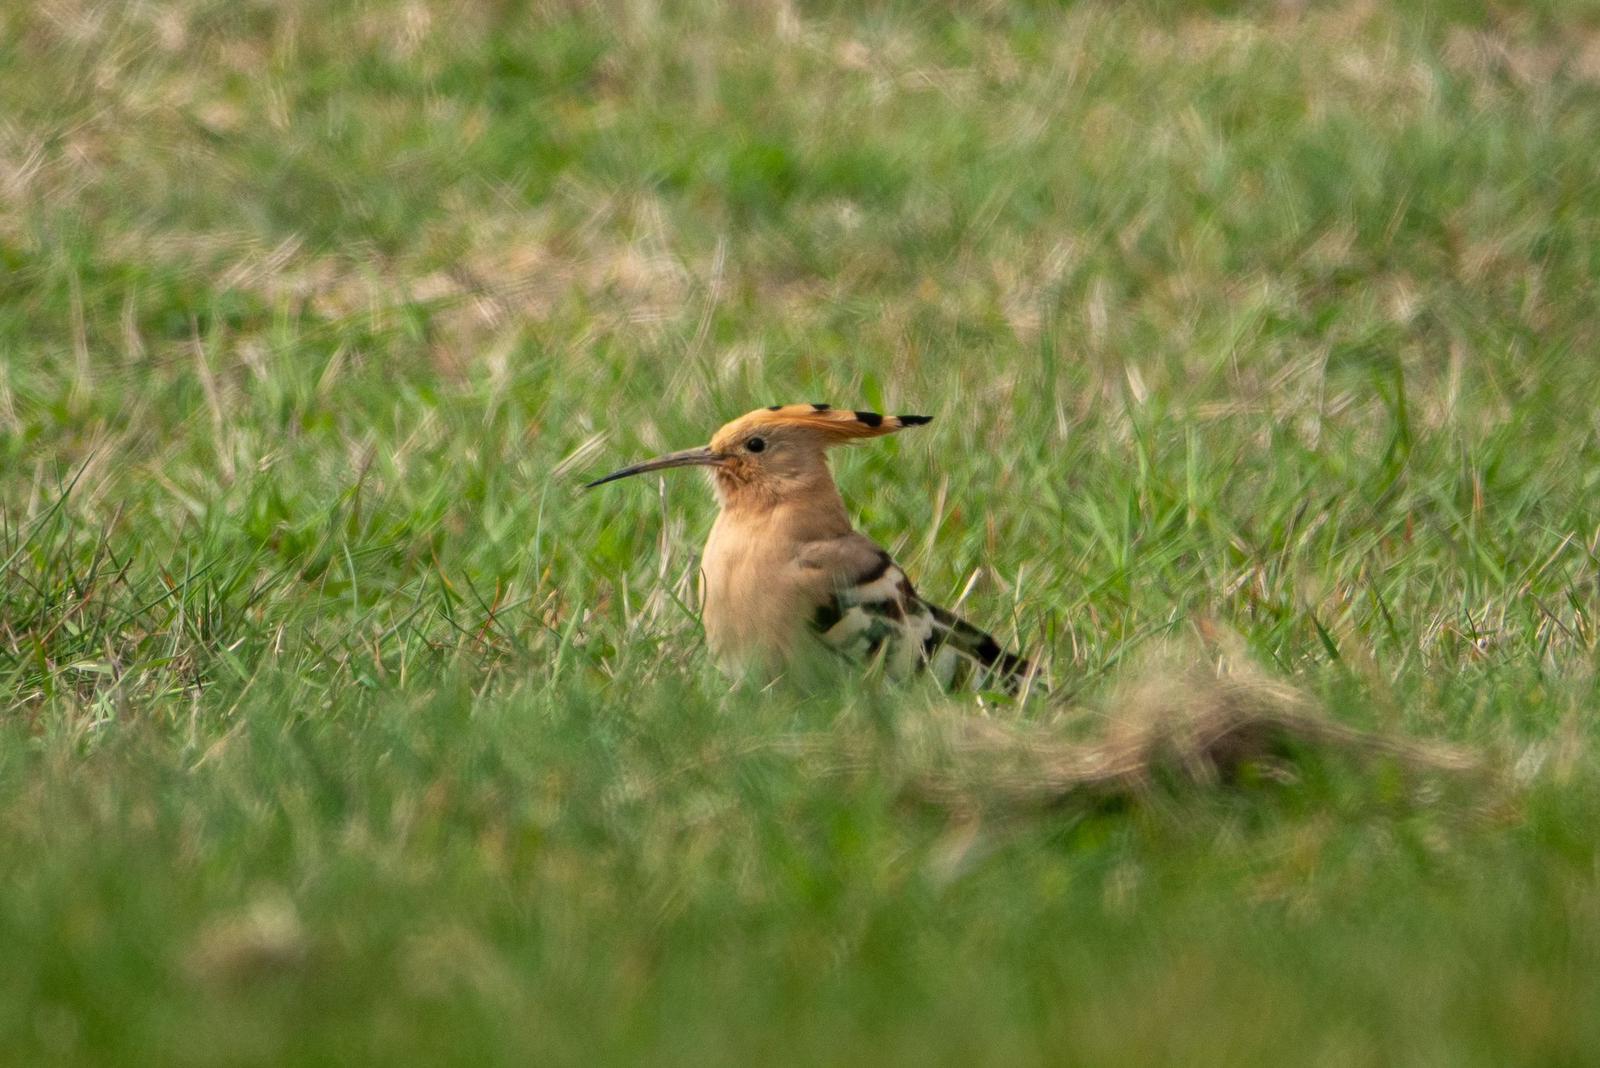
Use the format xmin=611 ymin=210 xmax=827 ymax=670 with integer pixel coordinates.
xmin=585 ymin=403 xmax=1038 ymax=693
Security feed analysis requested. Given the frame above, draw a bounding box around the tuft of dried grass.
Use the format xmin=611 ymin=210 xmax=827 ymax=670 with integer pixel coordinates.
xmin=898 ymin=624 xmax=1487 ymax=815
xmin=183 ymin=893 xmax=310 ymax=986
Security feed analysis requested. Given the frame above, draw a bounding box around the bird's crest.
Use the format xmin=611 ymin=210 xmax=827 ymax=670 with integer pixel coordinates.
xmin=712 ymin=404 xmax=931 ymax=448
xmin=583 ymin=403 xmax=931 ymax=490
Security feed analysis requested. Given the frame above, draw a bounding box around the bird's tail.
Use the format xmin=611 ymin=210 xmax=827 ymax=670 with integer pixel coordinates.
xmin=923 ymin=603 xmax=1037 ymax=694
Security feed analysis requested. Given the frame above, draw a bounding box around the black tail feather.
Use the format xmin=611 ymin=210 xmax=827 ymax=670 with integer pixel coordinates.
xmin=924 ymin=603 xmax=1037 ymax=694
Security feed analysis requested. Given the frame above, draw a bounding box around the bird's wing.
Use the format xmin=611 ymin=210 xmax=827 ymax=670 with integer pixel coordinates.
xmin=798 ymin=534 xmax=1036 ymax=692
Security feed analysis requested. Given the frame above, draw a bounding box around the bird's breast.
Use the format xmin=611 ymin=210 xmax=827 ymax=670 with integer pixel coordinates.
xmin=699 ymin=517 xmax=825 ymax=675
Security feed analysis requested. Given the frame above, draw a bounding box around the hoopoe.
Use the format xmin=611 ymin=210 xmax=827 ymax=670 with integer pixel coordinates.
xmin=587 ymin=404 xmax=1037 ymax=692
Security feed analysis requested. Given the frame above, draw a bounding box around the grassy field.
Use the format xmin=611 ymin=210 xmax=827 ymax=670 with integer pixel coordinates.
xmin=4 ymin=0 xmax=1600 ymax=1062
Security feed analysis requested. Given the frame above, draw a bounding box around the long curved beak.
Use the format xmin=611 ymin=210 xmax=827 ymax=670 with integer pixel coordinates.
xmin=583 ymin=446 xmax=726 ymax=489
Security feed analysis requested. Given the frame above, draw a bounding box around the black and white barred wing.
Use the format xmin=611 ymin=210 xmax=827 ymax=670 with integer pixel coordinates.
xmin=803 ymin=538 xmax=1034 ymax=692
xmin=807 ymin=547 xmax=934 ymax=677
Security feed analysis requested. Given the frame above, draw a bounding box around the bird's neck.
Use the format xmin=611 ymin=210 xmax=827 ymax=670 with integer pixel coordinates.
xmin=712 ymin=470 xmax=851 ymax=537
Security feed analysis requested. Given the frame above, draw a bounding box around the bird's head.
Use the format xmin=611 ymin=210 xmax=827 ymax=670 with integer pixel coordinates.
xmin=584 ymin=403 xmax=932 ymax=507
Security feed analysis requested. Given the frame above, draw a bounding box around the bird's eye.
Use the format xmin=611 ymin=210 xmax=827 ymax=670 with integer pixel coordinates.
xmin=746 ymin=437 xmax=766 ymax=453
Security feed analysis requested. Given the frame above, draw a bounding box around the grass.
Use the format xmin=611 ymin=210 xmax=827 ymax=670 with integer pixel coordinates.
xmin=3 ymin=0 xmax=1600 ymax=1062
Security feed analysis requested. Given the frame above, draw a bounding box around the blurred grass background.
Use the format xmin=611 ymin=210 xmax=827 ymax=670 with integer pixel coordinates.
xmin=3 ymin=0 xmax=1599 ymax=1063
